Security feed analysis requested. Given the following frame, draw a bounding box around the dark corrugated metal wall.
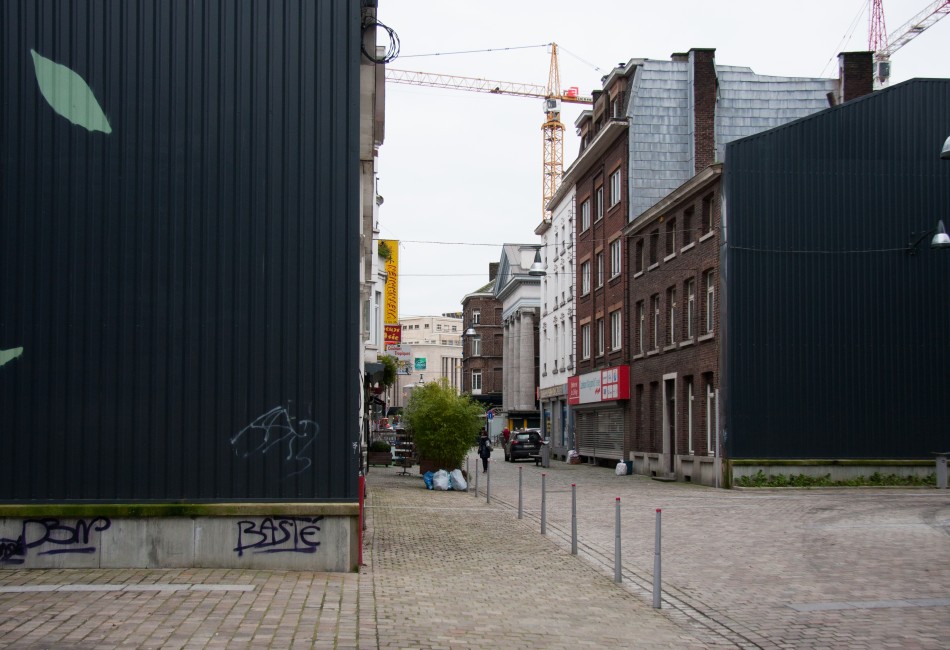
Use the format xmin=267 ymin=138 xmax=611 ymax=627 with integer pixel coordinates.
xmin=723 ymin=80 xmax=950 ymax=459
xmin=0 ymin=0 xmax=360 ymax=501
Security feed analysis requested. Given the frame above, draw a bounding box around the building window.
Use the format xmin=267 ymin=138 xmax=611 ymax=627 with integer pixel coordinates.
xmin=581 ymin=199 xmax=591 ymax=231
xmin=581 ymin=261 xmax=591 ymax=295
xmin=609 ymin=169 xmax=621 ymax=207
xmin=597 ymin=318 xmax=605 ymax=356
xmin=635 ymin=239 xmax=644 ymax=273
xmin=472 ymin=336 xmax=482 ymax=356
xmin=686 ymin=377 xmax=694 ymax=455
xmin=649 ymin=229 xmax=659 ymax=266
xmin=472 ymin=309 xmax=480 ymax=324
xmin=581 ymin=323 xmax=591 ymax=360
xmin=595 ymin=186 xmax=604 ymax=221
xmin=686 ymin=278 xmax=695 ymax=339
xmin=596 ymin=252 xmax=604 ymax=287
xmin=702 ymin=193 xmax=714 ymax=234
xmin=610 ymin=310 xmax=621 ymax=351
xmin=652 ymin=294 xmax=660 ymax=350
xmin=472 ymin=369 xmax=482 ymax=392
xmin=706 ymin=374 xmax=715 ymax=454
xmin=610 ymin=239 xmax=621 ymax=278
xmin=667 ymin=286 xmax=676 ymax=346
xmin=705 ymin=270 xmax=715 ymax=334
xmin=637 ymin=301 xmax=644 ymax=354
xmin=436 ymin=324 xmax=442 ymax=331
xmin=683 ymin=207 xmax=694 ymax=247
xmin=665 ymin=218 xmax=676 ymax=257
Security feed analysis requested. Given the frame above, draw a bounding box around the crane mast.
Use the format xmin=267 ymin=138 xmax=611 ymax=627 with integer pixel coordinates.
xmin=872 ymin=0 xmax=950 ymax=85
xmin=385 ymin=43 xmax=593 ymax=222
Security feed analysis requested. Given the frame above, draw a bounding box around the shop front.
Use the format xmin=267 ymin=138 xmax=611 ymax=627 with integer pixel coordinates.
xmin=568 ymin=365 xmax=630 ymax=464
xmin=539 ymin=383 xmax=571 ymax=461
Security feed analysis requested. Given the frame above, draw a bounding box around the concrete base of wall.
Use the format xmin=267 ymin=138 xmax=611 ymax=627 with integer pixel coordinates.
xmin=0 ymin=505 xmax=360 ymax=571
xmin=730 ymin=461 xmax=935 ymax=484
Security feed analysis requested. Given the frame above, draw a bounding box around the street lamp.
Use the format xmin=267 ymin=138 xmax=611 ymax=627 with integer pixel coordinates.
xmin=907 ymin=220 xmax=950 ymax=254
xmin=528 ymin=248 xmax=545 ymax=276
xmin=941 ymin=134 xmax=950 ymax=160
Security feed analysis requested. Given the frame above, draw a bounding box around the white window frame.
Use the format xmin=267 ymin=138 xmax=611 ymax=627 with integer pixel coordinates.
xmin=471 ymin=369 xmax=482 ymax=393
xmin=581 ymin=200 xmax=591 ymax=231
xmin=686 ymin=279 xmax=695 ymax=339
xmin=472 ymin=308 xmax=480 ymax=325
xmin=637 ymin=301 xmax=644 ymax=353
xmin=472 ymin=336 xmax=482 ymax=356
xmin=581 ymin=261 xmax=591 ymax=295
xmin=609 ymin=169 xmax=621 ymax=207
xmin=597 ymin=318 xmax=605 ymax=356
xmin=687 ymin=379 xmax=694 ymax=455
xmin=610 ymin=310 xmax=621 ymax=351
xmin=652 ymin=295 xmax=660 ymax=350
xmin=595 ymin=186 xmax=604 ymax=221
xmin=581 ymin=323 xmax=591 ymax=360
xmin=705 ymin=270 xmax=715 ymax=334
xmin=667 ymin=287 xmax=676 ymax=346
xmin=706 ymin=379 xmax=715 ymax=453
xmin=610 ymin=239 xmax=621 ymax=278
xmin=596 ymin=253 xmax=604 ymax=288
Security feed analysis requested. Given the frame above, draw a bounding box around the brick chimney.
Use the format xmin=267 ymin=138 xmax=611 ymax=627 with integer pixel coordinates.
xmin=837 ymin=51 xmax=874 ymax=103
xmin=488 ymin=262 xmax=499 ymax=281
xmin=690 ymin=48 xmax=717 ymax=174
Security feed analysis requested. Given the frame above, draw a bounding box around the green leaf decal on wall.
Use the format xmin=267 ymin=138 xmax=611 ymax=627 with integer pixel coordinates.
xmin=0 ymin=347 xmax=24 ymax=368
xmin=31 ymin=49 xmax=112 ymax=134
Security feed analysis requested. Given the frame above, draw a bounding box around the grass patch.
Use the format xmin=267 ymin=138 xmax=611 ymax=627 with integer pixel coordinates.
xmin=735 ymin=470 xmax=936 ymax=488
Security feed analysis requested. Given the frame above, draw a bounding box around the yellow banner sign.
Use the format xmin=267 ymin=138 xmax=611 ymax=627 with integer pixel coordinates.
xmin=382 ymin=240 xmax=399 ymax=341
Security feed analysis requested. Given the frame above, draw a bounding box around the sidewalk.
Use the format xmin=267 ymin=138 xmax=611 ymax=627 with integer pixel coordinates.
xmin=1 ymin=452 xmax=947 ymax=648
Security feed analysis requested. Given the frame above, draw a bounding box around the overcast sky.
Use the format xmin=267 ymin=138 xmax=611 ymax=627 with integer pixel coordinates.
xmin=375 ymin=0 xmax=949 ymax=318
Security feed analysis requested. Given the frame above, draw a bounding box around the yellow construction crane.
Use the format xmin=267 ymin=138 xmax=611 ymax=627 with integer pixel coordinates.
xmin=386 ymin=43 xmax=593 ymax=222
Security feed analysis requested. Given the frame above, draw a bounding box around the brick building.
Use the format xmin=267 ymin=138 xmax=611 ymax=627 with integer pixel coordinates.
xmin=461 ymin=264 xmax=503 ymax=414
xmin=559 ymin=48 xmax=874 ymax=476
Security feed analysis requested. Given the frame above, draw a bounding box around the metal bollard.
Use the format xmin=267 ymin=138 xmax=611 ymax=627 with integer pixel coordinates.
xmin=653 ymin=508 xmax=662 ymax=608
xmin=466 ymin=457 xmax=471 ymax=492
xmin=614 ymin=497 xmax=622 ymax=583
xmin=541 ymin=473 xmax=547 ymax=535
xmin=474 ymin=458 xmax=479 ymax=495
xmin=571 ymin=484 xmax=577 ymax=555
xmin=486 ymin=459 xmax=491 ymax=504
xmin=518 ymin=466 xmax=523 ymax=519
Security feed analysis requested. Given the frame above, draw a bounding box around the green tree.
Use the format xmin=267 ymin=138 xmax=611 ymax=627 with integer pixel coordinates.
xmin=377 ymin=354 xmax=398 ymax=389
xmin=404 ymin=379 xmax=483 ymax=470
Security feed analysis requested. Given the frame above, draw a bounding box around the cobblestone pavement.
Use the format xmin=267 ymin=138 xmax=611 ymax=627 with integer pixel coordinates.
xmin=449 ymin=453 xmax=950 ymax=649
xmin=1 ymin=453 xmax=948 ymax=648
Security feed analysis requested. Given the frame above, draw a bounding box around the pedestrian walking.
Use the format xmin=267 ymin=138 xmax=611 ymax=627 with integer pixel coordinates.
xmin=478 ymin=430 xmax=492 ymax=473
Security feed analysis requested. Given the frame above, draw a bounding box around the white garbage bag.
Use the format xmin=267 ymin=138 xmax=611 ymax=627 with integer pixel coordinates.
xmin=615 ymin=459 xmax=627 ymax=476
xmin=449 ymin=468 xmax=467 ymax=491
xmin=432 ymin=469 xmax=450 ymax=490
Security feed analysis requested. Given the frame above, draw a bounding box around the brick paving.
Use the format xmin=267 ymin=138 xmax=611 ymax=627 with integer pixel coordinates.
xmin=0 ymin=453 xmax=948 ymax=648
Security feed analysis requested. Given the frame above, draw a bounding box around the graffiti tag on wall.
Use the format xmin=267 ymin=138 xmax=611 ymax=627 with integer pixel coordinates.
xmin=0 ymin=517 xmax=111 ymax=564
xmin=230 ymin=406 xmax=319 ymax=477
xmin=233 ymin=517 xmax=322 ymax=557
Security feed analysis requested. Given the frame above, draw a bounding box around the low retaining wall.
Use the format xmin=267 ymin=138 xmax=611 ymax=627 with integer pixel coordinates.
xmin=0 ymin=504 xmax=359 ymax=571
xmin=728 ymin=460 xmax=935 ymax=485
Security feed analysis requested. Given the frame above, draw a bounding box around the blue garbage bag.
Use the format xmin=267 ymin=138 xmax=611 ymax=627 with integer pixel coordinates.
xmin=423 ymin=471 xmax=434 ymax=490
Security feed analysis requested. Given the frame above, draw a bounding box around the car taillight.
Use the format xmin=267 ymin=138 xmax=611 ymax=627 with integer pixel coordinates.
xmin=512 ymin=440 xmax=520 ymax=446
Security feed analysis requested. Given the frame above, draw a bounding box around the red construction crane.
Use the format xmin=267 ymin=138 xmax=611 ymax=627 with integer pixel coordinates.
xmin=386 ymin=43 xmax=593 ymax=222
xmin=871 ymin=0 xmax=950 ymax=85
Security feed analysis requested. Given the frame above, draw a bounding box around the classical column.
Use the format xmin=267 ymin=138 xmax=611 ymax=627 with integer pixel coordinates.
xmin=519 ymin=309 xmax=535 ymax=410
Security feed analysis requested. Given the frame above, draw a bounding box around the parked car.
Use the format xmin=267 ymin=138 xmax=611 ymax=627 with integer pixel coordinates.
xmin=505 ymin=429 xmax=542 ymax=462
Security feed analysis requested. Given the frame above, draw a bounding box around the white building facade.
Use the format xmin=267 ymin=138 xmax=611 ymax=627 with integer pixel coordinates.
xmin=396 ymin=315 xmax=463 ymax=405
xmin=494 ymin=244 xmax=542 ymax=431
xmin=536 ymin=189 xmax=575 ymax=457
